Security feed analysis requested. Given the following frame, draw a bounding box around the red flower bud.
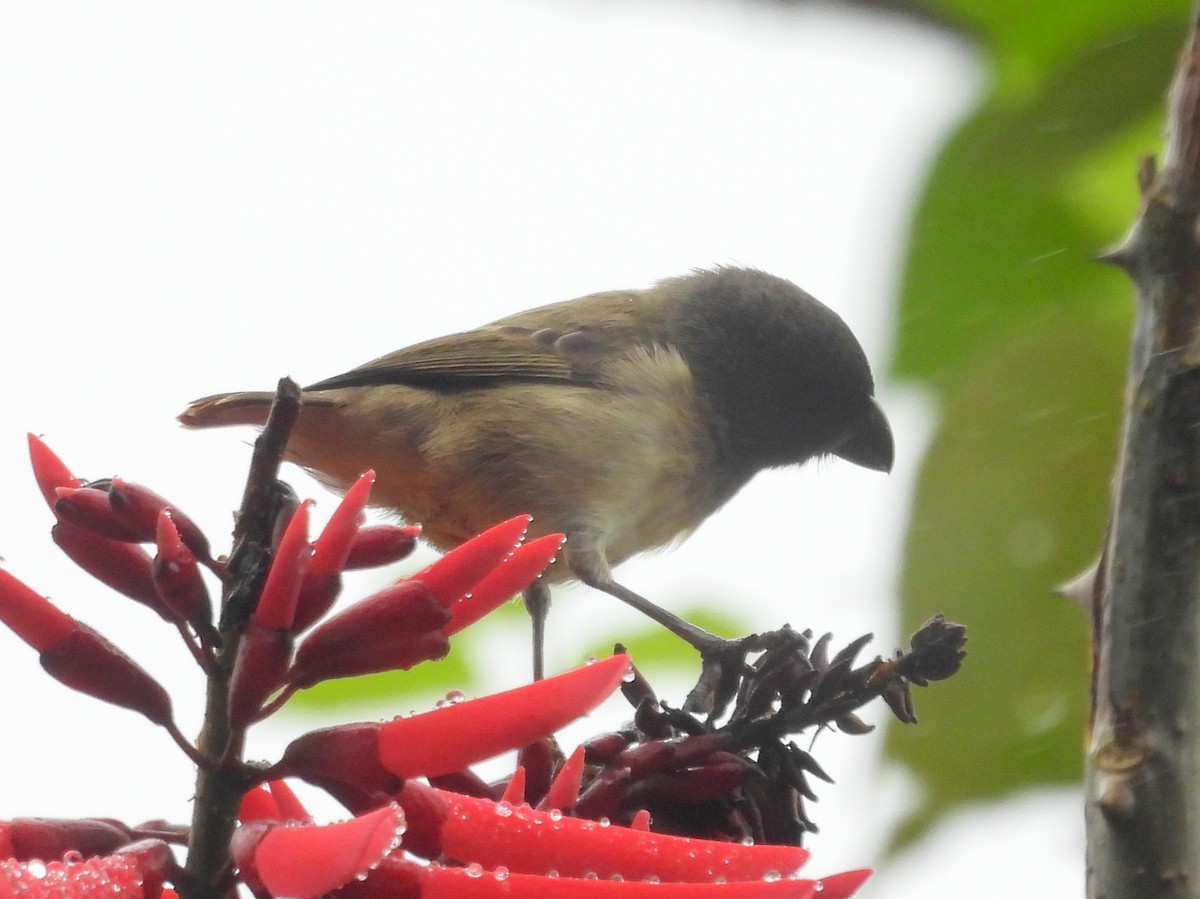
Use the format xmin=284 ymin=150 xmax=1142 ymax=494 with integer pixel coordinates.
xmin=343 ymin=525 xmax=421 ymax=570
xmin=539 ymin=745 xmax=585 ymax=812
xmin=255 ymin=501 xmax=312 ymax=631
xmin=274 ymin=723 xmax=403 ymax=812
xmin=27 ymin=434 xmax=81 ymax=509
xmin=0 ymin=817 xmax=132 ymax=860
xmin=288 ymin=581 xmax=450 ymax=689
xmin=40 ymin=623 xmax=174 ymax=728
xmin=412 ymin=514 xmax=531 ymax=604
xmin=53 ymin=487 xmax=143 ymax=540
xmin=516 ymin=738 xmax=558 ymax=807
xmin=499 ymin=766 xmax=527 ymax=805
xmin=443 ymin=533 xmax=565 ymax=636
xmin=109 ymin=478 xmax=212 ymax=562
xmin=152 ymin=511 xmax=213 ymax=637
xmin=52 ymin=522 xmax=171 ymax=621
xmin=308 ymin=470 xmax=375 ymax=577
xmin=0 ymin=568 xmax=77 ymax=651
xmin=228 ymin=621 xmax=293 ymax=729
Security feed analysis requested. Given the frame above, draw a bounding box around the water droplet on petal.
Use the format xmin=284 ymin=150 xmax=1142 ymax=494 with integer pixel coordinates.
xmin=547 ymin=870 xmax=560 ymax=879
xmin=762 ymin=870 xmax=782 ymax=883
xmin=598 ymin=817 xmax=610 ymax=827
xmin=495 ymin=802 xmax=514 ymax=818
xmin=445 ymin=689 xmax=466 ymax=704
xmin=610 ymin=874 xmax=624 ymax=882
xmin=741 ymin=836 xmax=754 ymax=846
xmin=584 ymin=871 xmax=599 ymax=880
xmin=494 ymin=866 xmax=510 ymax=882
xmin=548 ymin=809 xmax=563 ymax=821
xmin=466 ymin=863 xmax=484 ymax=879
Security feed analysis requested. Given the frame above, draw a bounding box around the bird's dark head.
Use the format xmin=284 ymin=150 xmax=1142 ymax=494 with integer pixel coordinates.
xmin=664 ymin=267 xmax=893 ymax=477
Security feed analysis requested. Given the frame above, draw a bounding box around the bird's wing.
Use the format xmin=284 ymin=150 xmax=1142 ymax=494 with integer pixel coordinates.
xmin=304 ymin=289 xmax=673 ymax=392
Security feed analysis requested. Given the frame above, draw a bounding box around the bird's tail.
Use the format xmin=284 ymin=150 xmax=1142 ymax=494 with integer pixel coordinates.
xmin=178 ymin=391 xmax=279 ymax=429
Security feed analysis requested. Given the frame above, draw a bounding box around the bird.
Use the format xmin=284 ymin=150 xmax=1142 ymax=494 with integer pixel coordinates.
xmin=179 ymin=267 xmax=893 ymax=706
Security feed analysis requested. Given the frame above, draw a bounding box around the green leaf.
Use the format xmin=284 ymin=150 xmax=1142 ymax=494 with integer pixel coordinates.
xmin=886 ymin=3 xmax=1188 ymax=844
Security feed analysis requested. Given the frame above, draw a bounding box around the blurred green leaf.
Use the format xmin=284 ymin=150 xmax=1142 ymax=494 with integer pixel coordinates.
xmin=886 ymin=1 xmax=1189 ymax=844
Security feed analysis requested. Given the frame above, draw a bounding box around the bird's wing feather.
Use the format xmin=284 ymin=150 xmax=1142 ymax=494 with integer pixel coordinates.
xmin=304 ymin=289 xmax=674 ymax=392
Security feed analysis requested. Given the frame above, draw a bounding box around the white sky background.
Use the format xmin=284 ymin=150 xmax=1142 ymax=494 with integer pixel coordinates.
xmin=0 ymin=1 xmax=1082 ymax=896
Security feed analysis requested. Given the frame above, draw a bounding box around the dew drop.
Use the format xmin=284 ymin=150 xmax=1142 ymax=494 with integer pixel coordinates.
xmin=762 ymin=870 xmax=782 ymax=883
xmin=548 ymin=809 xmax=563 ymax=821
xmin=62 ymin=851 xmax=83 ymax=864
xmin=27 ymin=861 xmax=47 ymax=878
xmin=814 ymin=881 xmax=825 ymax=892
xmin=740 ymin=836 xmax=754 ymax=846
xmin=610 ymin=874 xmax=624 ymax=882
xmin=494 ymin=802 xmax=514 ymax=818
xmin=642 ymin=875 xmax=661 ymax=884
xmin=445 ymin=689 xmax=466 ymax=704
xmin=547 ymin=870 xmax=560 ymax=879
xmin=598 ymin=817 xmax=610 ymax=827
xmin=584 ymin=871 xmax=599 ymax=880
xmin=493 ymin=866 xmax=510 ymax=882
xmin=714 ymin=876 xmax=727 ymax=884
xmin=621 ymin=668 xmax=636 ymax=683
xmin=585 ymin=656 xmax=598 ymax=665
xmin=465 ymin=863 xmax=484 ymax=879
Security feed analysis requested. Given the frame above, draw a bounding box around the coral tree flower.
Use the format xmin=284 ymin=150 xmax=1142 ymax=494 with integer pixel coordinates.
xmin=1 ymin=435 xmax=877 ymax=899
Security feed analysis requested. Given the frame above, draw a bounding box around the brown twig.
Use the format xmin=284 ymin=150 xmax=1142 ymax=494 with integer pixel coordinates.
xmin=1085 ymin=9 xmax=1200 ymax=897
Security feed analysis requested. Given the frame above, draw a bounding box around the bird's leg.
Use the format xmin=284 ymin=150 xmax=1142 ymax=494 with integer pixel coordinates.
xmin=567 ymin=542 xmax=753 ymax=715
xmin=523 ymin=580 xmax=551 ymax=681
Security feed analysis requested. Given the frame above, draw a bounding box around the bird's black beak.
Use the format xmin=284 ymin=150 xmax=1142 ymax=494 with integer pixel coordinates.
xmin=834 ymin=398 xmax=894 ymax=473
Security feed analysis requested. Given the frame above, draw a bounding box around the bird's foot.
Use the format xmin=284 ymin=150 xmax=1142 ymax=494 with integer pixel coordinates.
xmin=682 ymin=634 xmax=767 ymax=717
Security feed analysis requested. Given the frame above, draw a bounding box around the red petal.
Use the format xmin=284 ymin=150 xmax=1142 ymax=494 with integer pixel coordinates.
xmin=267 ymin=779 xmax=311 ymax=823
xmin=239 ymin=785 xmax=283 ymax=823
xmin=443 ymin=533 xmax=565 ymax=636
xmin=27 ymin=434 xmax=80 ymax=509
xmin=379 ymin=654 xmax=629 ymax=778
xmin=310 ymin=470 xmax=375 ymax=577
xmin=500 ymin=767 xmax=527 ymax=805
xmin=811 ymin=870 xmax=872 ymax=899
xmin=400 ymin=781 xmax=811 ymax=884
xmin=416 ymin=861 xmax=821 ymax=898
xmin=412 ymin=515 xmax=531 ymax=603
xmin=255 ymin=502 xmax=312 ymax=630
xmin=255 ymin=804 xmax=404 ymax=899
xmin=0 ymin=568 xmax=77 ymax=651
xmin=539 ymin=745 xmax=585 ymax=812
